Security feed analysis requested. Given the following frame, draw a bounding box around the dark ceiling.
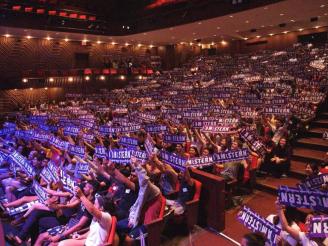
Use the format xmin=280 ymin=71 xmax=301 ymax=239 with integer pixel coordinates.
xmin=0 ymin=0 xmax=284 ymax=35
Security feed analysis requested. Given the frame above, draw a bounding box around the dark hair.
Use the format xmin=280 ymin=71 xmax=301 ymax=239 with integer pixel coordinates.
xmin=243 ymin=232 xmax=266 ymax=246
xmin=96 ymin=196 xmax=115 ymax=214
xmin=307 ymin=162 xmax=320 ymax=176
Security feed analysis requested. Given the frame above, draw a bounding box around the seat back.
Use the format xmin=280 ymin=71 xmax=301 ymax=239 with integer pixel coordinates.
xmin=192 ymin=179 xmax=202 ymax=201
xmin=107 ymin=216 xmax=117 ymax=245
xmin=159 ymin=195 xmax=166 ymax=219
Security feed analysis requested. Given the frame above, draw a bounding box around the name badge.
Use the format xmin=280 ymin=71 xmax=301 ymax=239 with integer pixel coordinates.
xmin=182 ymin=188 xmax=188 ymax=193
xmin=125 ymin=189 xmax=131 ymax=194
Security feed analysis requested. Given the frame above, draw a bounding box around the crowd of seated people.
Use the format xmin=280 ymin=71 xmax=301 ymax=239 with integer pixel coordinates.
xmin=0 ymin=42 xmax=326 ymax=245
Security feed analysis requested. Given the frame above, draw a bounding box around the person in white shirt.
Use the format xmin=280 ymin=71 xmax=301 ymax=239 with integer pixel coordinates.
xmin=58 ymin=187 xmax=113 ymax=246
xmin=276 ymin=200 xmax=325 ymax=246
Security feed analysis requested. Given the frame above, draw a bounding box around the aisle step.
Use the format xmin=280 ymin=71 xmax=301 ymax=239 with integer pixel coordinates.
xmin=306 ymin=128 xmax=327 ymax=138
xmin=296 ymin=137 xmax=328 ymax=151
xmin=256 ymin=176 xmax=300 ymax=195
xmin=292 ymin=147 xmax=326 ymax=163
xmin=319 ymin=112 xmax=328 ymax=119
xmin=290 ymin=160 xmax=307 ymax=179
xmin=312 ymin=119 xmax=328 ymax=128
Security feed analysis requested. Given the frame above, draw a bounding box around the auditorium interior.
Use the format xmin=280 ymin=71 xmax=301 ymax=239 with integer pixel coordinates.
xmin=0 ymin=0 xmax=327 ymax=245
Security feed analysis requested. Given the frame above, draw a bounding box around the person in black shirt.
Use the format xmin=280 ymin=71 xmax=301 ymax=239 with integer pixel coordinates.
xmin=272 ymin=138 xmax=291 ymax=178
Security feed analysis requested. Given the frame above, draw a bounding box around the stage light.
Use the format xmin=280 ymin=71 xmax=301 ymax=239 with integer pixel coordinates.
xmin=221 ymin=40 xmax=228 ymax=45
xmin=49 ymin=78 xmax=54 ymax=82
xmin=68 ymin=77 xmax=73 ymax=82
xmin=85 ymin=76 xmax=90 ymax=81
xmin=138 ymin=75 xmax=143 ymax=80
xmin=100 ymin=75 xmax=105 ymax=80
xmin=120 ymin=75 xmax=125 ymax=80
xmin=22 ymin=78 xmax=28 ymax=83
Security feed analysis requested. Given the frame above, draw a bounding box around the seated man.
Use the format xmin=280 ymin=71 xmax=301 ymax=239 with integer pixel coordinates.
xmin=58 ymin=187 xmax=114 ymax=246
xmin=166 ymin=164 xmax=195 ymax=215
xmin=116 ymin=157 xmax=162 ymax=242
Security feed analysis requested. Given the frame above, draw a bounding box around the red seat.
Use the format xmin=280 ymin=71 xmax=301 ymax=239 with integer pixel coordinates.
xmin=146 ymin=195 xmax=166 ymax=246
xmin=105 ymin=216 xmax=117 ymax=246
xmin=84 ymin=68 xmax=92 ymax=75
xmin=176 ymin=179 xmax=202 ymax=231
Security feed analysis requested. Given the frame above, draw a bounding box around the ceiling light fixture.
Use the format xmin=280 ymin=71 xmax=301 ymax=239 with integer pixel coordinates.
xmin=269 ymin=33 xmax=274 ymax=36
xmin=4 ymin=34 xmax=10 ymax=38
xmin=64 ymin=38 xmax=69 ymax=42
xmin=298 ymin=28 xmax=304 ymax=31
xmin=256 ymin=35 xmax=261 ymax=38
xmin=46 ymin=36 xmax=51 ymax=41
xmin=26 ymin=36 xmax=32 ymax=39
xmin=68 ymin=77 xmax=73 ymax=82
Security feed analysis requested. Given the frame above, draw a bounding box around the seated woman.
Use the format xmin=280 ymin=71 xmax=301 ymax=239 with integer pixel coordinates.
xmin=276 ymin=200 xmax=327 ymax=246
xmin=58 ymin=187 xmax=114 ymax=246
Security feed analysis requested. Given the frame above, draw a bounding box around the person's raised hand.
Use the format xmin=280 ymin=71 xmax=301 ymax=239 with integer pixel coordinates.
xmin=74 ymin=186 xmax=83 ymax=198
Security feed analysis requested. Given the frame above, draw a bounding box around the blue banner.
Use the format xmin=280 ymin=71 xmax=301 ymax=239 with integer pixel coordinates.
xmin=145 ymin=124 xmax=167 ymax=133
xmin=309 ymin=216 xmax=328 ymax=238
xmin=68 ymin=144 xmax=85 ymax=158
xmin=95 ymin=146 xmax=108 ymax=159
xmin=74 ymin=162 xmax=90 ymax=176
xmin=33 ymin=181 xmax=48 ymax=203
xmin=108 ymin=149 xmax=132 ymax=163
xmin=213 ymin=148 xmax=250 ymax=163
xmin=163 ymin=134 xmax=186 ymax=144
xmin=159 ymin=150 xmax=186 ymax=171
xmin=278 ymin=186 xmax=328 ymax=211
xmin=238 ymin=206 xmax=281 ymax=245
xmin=9 ymin=151 xmax=36 ymax=177
xmin=118 ymin=136 xmax=139 ymax=148
xmin=299 ymin=174 xmax=328 ymax=190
